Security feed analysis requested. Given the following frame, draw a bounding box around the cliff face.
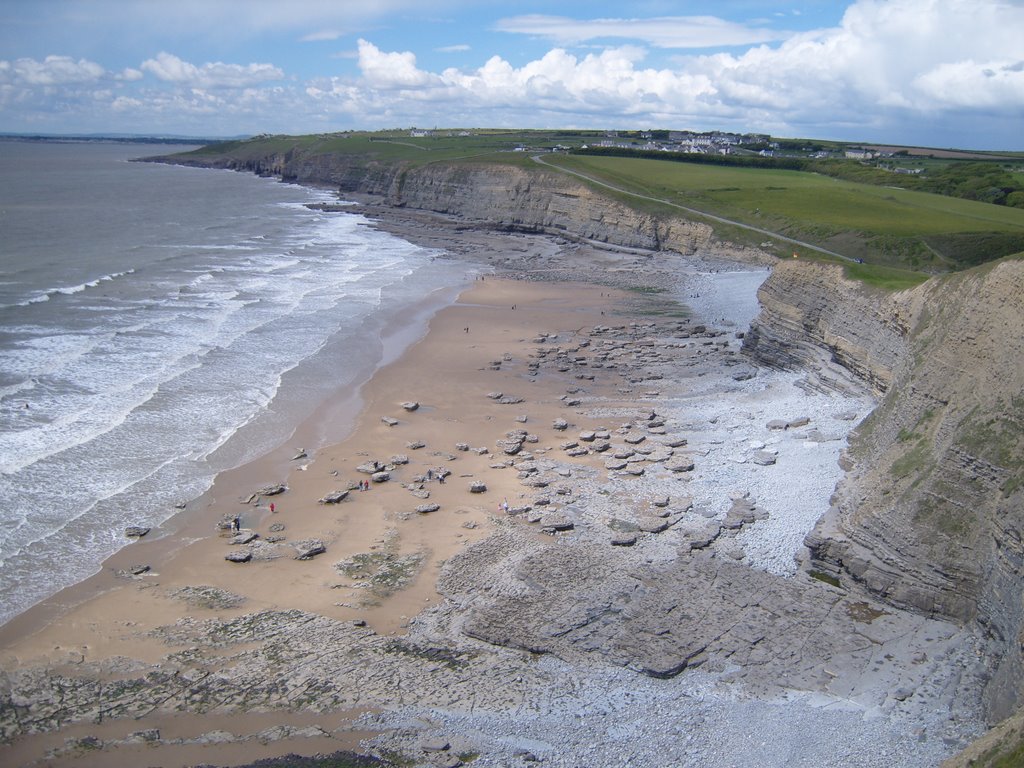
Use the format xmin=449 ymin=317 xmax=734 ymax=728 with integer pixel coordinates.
xmin=741 ymin=261 xmax=911 ymax=395
xmin=746 ymin=259 xmax=1024 ymax=719
xmin=175 ymin=145 xmax=1024 ymax=716
xmin=170 ymin=150 xmax=718 ymax=257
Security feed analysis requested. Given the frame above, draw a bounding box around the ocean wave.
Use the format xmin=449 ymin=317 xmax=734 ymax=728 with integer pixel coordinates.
xmin=19 ymin=268 xmax=136 ymax=307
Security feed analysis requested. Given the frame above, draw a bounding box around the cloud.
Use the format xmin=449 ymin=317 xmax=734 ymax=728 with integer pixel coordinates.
xmin=356 ymin=39 xmax=441 ymax=89
xmin=300 ymin=0 xmax=1023 ymax=145
xmin=55 ymin=0 xmax=463 ymax=45
xmin=437 ymin=44 xmax=471 ymax=53
xmin=140 ymin=52 xmax=284 ymax=88
xmin=0 ymin=55 xmax=105 ymax=85
xmin=301 ymin=30 xmax=346 ymax=42
xmin=495 ymin=14 xmax=790 ymax=49
xmin=687 ymin=0 xmax=1024 ymax=119
xmin=913 ymin=59 xmax=1024 ymax=108
xmin=3 ymin=0 xmax=1023 ymax=147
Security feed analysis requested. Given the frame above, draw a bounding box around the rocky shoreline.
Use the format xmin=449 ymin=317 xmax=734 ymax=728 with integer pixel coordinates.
xmin=0 ymin=204 xmax=990 ymax=768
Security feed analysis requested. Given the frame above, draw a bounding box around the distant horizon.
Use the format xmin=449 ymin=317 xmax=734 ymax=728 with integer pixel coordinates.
xmin=2 ymin=129 xmax=1020 ymax=156
xmin=1 ymin=1 xmax=1022 ymax=151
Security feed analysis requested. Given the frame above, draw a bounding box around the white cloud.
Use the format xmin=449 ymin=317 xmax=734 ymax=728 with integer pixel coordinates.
xmin=356 ymin=39 xmax=441 ymax=89
xmin=913 ymin=59 xmax=1024 ymax=108
xmin=61 ymin=0 xmax=463 ymax=45
xmin=111 ymin=95 xmax=143 ymax=111
xmin=301 ymin=29 xmax=346 ymax=43
xmin=300 ymin=0 xmax=1022 ymax=144
xmin=140 ymin=52 xmax=283 ymax=88
xmin=495 ymin=14 xmax=790 ymax=48
xmin=686 ymin=0 xmax=1024 ymax=120
xmin=3 ymin=0 xmax=1023 ymax=147
xmin=0 ymin=55 xmax=105 ymax=85
xmin=437 ymin=44 xmax=471 ymax=53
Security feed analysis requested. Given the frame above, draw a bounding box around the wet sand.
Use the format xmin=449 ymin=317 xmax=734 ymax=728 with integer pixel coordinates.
xmin=0 ymin=273 xmax=633 ymax=766
xmin=0 ymin=206 xmax=981 ymax=768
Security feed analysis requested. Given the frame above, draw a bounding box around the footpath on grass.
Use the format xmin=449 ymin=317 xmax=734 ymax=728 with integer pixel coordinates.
xmin=531 ymin=153 xmax=858 ymax=263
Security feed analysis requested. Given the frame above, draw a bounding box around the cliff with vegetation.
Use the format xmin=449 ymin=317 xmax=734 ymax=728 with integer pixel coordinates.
xmin=163 ymin=148 xmax=746 ymax=260
xmin=162 ymin=142 xmax=1024 ymax=734
xmin=745 ymin=259 xmax=1024 ymax=724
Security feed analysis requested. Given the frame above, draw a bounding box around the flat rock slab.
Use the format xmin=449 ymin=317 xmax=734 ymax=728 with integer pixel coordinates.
xmin=293 ymin=539 xmax=326 ymax=560
xmin=319 ymin=490 xmax=350 ymax=504
xmin=539 ymin=513 xmax=574 ymax=533
xmin=256 ymin=484 xmax=287 ymax=496
xmin=460 ymin=539 xmax=964 ymax=701
xmin=664 ymin=456 xmax=695 ymax=472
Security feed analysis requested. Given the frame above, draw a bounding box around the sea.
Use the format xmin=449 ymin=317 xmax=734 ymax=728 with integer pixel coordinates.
xmin=0 ymin=140 xmax=471 ymax=626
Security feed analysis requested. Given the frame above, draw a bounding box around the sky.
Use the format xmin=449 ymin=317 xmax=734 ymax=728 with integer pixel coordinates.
xmin=1 ymin=0 xmax=1022 ymax=149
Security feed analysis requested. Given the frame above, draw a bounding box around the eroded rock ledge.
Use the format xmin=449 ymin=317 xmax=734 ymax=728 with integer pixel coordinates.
xmin=746 ymin=258 xmax=1024 ymax=721
xmin=156 ymin=150 xmax=769 ymax=263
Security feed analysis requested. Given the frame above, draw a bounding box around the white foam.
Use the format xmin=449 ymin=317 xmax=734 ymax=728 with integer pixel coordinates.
xmin=0 ymin=154 xmax=463 ymax=626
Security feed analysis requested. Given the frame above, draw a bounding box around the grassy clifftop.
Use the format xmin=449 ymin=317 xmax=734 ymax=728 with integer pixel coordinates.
xmin=170 ymin=131 xmax=1024 ymax=273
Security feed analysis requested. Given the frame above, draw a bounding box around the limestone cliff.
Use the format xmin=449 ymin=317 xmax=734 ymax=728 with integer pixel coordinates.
xmin=165 ymin=150 xmax=719 ymax=257
xmin=746 ymin=259 xmax=1024 ymax=720
xmin=742 ymin=261 xmax=911 ymax=395
xmin=168 ymin=144 xmax=1024 ymax=718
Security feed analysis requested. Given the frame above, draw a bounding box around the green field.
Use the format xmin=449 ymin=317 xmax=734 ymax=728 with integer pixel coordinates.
xmin=187 ymin=129 xmax=586 ymax=167
xmin=541 ymin=154 xmax=1024 ymax=269
xmin=181 ymin=130 xmax=1024 ymax=272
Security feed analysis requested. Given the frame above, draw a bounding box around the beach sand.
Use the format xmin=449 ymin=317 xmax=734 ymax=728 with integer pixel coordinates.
xmin=0 ymin=211 xmax=983 ymax=768
xmin=0 ymin=271 xmax=643 ymax=765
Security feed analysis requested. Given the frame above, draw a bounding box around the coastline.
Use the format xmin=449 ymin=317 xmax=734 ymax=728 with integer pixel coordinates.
xmin=0 ymin=264 xmax=637 ymax=765
xmin=0 ymin=203 xmax=986 ymax=767
xmin=0 ymin=275 xmax=467 ymax=645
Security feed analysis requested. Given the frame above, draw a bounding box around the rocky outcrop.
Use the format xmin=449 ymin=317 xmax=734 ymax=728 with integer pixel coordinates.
xmin=751 ymin=259 xmax=1024 ymax=720
xmin=160 ymin=147 xmax=716 ymax=257
xmin=742 ymin=260 xmax=912 ymax=395
xmin=161 ymin=143 xmax=1024 ymax=723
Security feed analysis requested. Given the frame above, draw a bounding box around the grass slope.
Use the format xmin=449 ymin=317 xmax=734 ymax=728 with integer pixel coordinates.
xmin=543 ymin=155 xmax=1024 ymax=270
xmin=177 ymin=131 xmax=1024 ymax=273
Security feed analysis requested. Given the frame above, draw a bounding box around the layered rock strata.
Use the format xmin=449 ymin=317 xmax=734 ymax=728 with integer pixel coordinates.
xmin=164 ymin=150 xmax=720 ymax=257
xmin=742 ymin=260 xmax=911 ymax=395
xmin=746 ymin=259 xmax=1024 ymax=720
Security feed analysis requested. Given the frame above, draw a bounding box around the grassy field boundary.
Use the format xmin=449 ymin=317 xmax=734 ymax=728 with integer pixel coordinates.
xmin=531 ymin=153 xmax=858 ymax=263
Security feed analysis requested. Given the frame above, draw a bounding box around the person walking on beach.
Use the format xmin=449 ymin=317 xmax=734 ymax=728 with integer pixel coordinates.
xmin=270 ymin=502 xmax=276 ymax=513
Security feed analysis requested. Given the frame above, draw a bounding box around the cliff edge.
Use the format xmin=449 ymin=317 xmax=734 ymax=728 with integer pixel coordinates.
xmin=164 ymin=143 xmax=1024 ymax=726
xmin=158 ymin=148 xmax=776 ymax=263
xmin=746 ymin=258 xmax=1024 ymax=721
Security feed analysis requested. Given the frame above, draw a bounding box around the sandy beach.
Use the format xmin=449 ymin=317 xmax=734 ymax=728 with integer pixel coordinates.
xmin=0 ymin=210 xmax=986 ymax=767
